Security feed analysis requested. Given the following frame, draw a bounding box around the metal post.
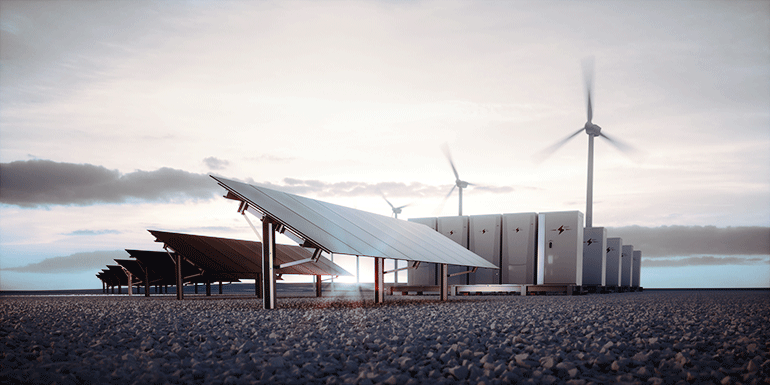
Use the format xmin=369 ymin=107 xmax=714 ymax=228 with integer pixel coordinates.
xmin=315 ymin=275 xmax=322 ymax=297
xmin=440 ymin=263 xmax=449 ymax=301
xmin=262 ymin=217 xmax=277 ymax=309
xmin=127 ymin=272 xmax=132 ymax=297
xmin=255 ymin=273 xmax=262 ymax=299
xmin=206 ymin=280 xmax=211 ymax=296
xmin=374 ymin=257 xmax=384 ymax=303
xmin=194 ymin=283 xmax=198 ymax=294
xmin=586 ymin=134 xmax=594 ymax=228
xmin=144 ymin=269 xmax=150 ymax=297
xmin=219 ymin=281 xmax=223 ymax=295
xmin=393 ymin=260 xmax=398 ymax=284
xmin=356 ymin=256 xmax=360 ymax=284
xmin=175 ymin=253 xmax=183 ymax=300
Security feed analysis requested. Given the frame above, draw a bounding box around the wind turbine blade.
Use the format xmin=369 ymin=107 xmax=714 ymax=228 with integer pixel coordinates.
xmin=434 ymin=185 xmax=456 ymax=215
xmin=583 ymin=57 xmax=595 ymax=123
xmin=441 ymin=143 xmax=460 ymax=180
xmin=444 ymin=185 xmax=457 ymax=200
xmin=381 ymin=195 xmax=395 ymax=209
xmin=395 ymin=204 xmax=411 ymax=210
xmin=598 ymin=132 xmax=638 ymax=155
xmin=534 ymin=128 xmax=585 ymax=163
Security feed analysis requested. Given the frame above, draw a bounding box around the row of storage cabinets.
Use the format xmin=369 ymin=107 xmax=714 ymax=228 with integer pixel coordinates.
xmin=407 ymin=211 xmax=642 ymax=288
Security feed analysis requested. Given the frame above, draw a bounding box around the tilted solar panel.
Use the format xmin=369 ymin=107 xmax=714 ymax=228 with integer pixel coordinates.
xmin=211 ymin=176 xmax=498 ymax=269
xmin=148 ymin=230 xmax=352 ymax=277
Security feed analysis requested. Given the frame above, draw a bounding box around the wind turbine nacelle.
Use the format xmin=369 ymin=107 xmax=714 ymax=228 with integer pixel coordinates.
xmin=585 ymin=123 xmax=602 ymax=136
xmin=456 ymin=180 xmax=469 ymax=188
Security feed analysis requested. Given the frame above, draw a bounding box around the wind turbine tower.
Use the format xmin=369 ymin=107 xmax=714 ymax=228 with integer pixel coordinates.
xmin=442 ymin=144 xmax=474 ymax=216
xmin=538 ymin=59 xmax=635 ymax=227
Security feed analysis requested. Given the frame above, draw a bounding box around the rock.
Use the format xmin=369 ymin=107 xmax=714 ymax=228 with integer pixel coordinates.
xmin=446 ymin=365 xmax=469 ymax=380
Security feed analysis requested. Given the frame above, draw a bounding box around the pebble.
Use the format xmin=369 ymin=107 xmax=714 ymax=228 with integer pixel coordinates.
xmin=0 ymin=290 xmax=768 ymax=384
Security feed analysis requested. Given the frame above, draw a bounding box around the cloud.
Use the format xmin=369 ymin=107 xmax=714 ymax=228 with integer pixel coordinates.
xmin=2 ymin=250 xmax=128 ymax=273
xmin=64 ymin=229 xmax=121 ymax=236
xmin=0 ymin=160 xmax=219 ymax=207
xmin=643 ymin=256 xmax=770 ymax=267
xmin=607 ymin=225 xmax=770 ymax=257
xmin=260 ymin=178 xmax=522 ymax=198
xmin=0 ymin=160 xmax=546 ymax=208
xmin=203 ymin=157 xmax=229 ymax=170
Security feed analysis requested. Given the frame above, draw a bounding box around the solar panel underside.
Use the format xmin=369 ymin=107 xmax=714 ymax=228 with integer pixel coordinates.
xmin=148 ymin=230 xmax=351 ymax=277
xmin=125 ymin=250 xmax=220 ymax=284
xmin=212 ymin=176 xmax=498 ymax=269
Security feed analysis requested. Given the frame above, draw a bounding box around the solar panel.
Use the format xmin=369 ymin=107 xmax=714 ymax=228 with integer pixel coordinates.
xmin=148 ymin=230 xmax=352 ymax=277
xmin=212 ymin=176 xmax=497 ymax=269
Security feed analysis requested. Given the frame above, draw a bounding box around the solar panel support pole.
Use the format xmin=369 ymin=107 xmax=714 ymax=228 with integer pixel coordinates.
xmin=219 ymin=281 xmax=223 ymax=295
xmin=315 ymin=275 xmax=322 ymax=297
xmin=144 ymin=268 xmax=150 ymax=297
xmin=127 ymin=271 xmax=132 ymax=297
xmin=374 ymin=257 xmax=384 ymax=303
xmin=175 ymin=253 xmax=184 ymax=300
xmin=262 ymin=217 xmax=277 ymax=309
xmin=255 ymin=273 xmax=262 ymax=298
xmin=206 ymin=280 xmax=211 ymax=296
xmin=440 ymin=264 xmax=449 ymax=301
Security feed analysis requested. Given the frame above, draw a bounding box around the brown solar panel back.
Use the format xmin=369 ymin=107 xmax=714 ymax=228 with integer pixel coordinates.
xmin=148 ymin=230 xmax=351 ymax=277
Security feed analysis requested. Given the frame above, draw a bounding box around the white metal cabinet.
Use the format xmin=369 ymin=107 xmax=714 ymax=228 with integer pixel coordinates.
xmin=537 ymin=211 xmax=584 ymax=285
xmin=501 ymin=213 xmax=538 ymax=284
xmin=582 ymin=227 xmax=607 ymax=286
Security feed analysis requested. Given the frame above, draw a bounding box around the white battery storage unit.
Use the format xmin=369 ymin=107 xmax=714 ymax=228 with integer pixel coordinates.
xmin=468 ymin=214 xmax=502 ymax=284
xmin=621 ymin=245 xmax=634 ymax=287
xmin=605 ymin=237 xmax=622 ymax=287
xmin=437 ymin=216 xmax=470 ymax=285
xmin=501 ymin=212 xmax=538 ymax=284
xmin=632 ymin=250 xmax=642 ymax=288
xmin=537 ymin=211 xmax=584 ymax=285
xmin=407 ymin=217 xmax=438 ymax=285
xmin=582 ymin=227 xmax=607 ymax=286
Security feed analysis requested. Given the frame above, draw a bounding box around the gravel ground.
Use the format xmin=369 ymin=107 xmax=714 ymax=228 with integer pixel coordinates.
xmin=1 ymin=290 xmax=769 ymax=385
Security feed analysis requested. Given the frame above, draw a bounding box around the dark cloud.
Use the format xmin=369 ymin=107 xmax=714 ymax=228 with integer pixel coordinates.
xmin=0 ymin=160 xmax=219 ymax=207
xmin=64 ymin=229 xmax=121 ymax=236
xmin=2 ymin=250 xmax=128 ymax=273
xmin=203 ymin=157 xmax=229 ymax=170
xmin=1 ymin=160 xmax=533 ymax=207
xmin=607 ymin=225 xmax=770 ymax=257
xmin=643 ymin=256 xmax=770 ymax=267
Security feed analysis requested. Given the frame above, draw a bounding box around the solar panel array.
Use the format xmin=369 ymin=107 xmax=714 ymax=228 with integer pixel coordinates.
xmin=149 ymin=230 xmax=351 ymax=278
xmin=212 ymin=176 xmax=498 ymax=269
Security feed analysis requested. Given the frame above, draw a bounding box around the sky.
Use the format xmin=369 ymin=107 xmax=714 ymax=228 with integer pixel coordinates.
xmin=1 ymin=0 xmax=768 ymax=290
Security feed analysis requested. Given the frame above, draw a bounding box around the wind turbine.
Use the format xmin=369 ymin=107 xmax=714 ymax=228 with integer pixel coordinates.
xmin=537 ymin=59 xmax=636 ymax=228
xmin=382 ymin=195 xmax=409 ymax=219
xmin=441 ymin=144 xmax=474 ymax=216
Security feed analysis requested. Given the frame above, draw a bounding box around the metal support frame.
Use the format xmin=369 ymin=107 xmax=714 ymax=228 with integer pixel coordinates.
xmin=144 ymin=267 xmax=150 ymax=297
xmin=165 ymin=246 xmax=184 ymax=300
xmin=277 ymin=257 xmax=313 ymax=269
xmin=262 ymin=216 xmax=277 ymax=309
xmin=440 ymin=264 xmax=449 ymax=301
xmin=175 ymin=253 xmax=183 ymax=300
xmin=374 ymin=257 xmax=384 ymax=303
xmin=315 ymin=275 xmax=322 ymax=297
xmin=127 ymin=271 xmax=133 ymax=297
xmin=448 ymin=267 xmax=478 ymax=278
xmin=219 ymin=281 xmax=223 ymax=295
xmin=206 ymin=280 xmax=211 ymax=296
xmin=255 ymin=273 xmax=262 ymax=298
